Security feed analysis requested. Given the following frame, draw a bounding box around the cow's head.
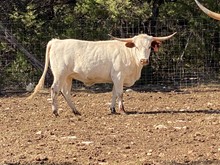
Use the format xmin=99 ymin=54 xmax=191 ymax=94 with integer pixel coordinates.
xmin=109 ymin=32 xmax=176 ymax=65
xmin=195 ymin=0 xmax=220 ymax=21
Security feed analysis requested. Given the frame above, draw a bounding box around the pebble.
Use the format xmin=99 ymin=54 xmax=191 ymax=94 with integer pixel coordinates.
xmin=81 ymin=141 xmax=93 ymax=145
xmin=154 ymin=124 xmax=167 ymax=129
xmin=36 ymin=131 xmax=42 ymax=135
xmin=125 ymin=89 xmax=134 ymax=93
xmin=61 ymin=136 xmax=77 ymax=139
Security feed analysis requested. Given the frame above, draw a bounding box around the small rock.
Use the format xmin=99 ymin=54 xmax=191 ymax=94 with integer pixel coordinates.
xmin=81 ymin=141 xmax=93 ymax=145
xmin=159 ymin=153 xmax=165 ymax=157
xmin=154 ymin=124 xmax=167 ymax=129
xmin=148 ymin=149 xmax=153 ymax=153
xmin=26 ymin=83 xmax=35 ymax=92
xmin=61 ymin=136 xmax=77 ymax=139
xmin=173 ymin=127 xmax=182 ymax=130
xmin=125 ymin=89 xmax=134 ymax=93
xmin=194 ymin=132 xmax=202 ymax=136
xmin=35 ymin=155 xmax=49 ymax=161
xmin=147 ymin=152 xmax=152 ymax=156
xmin=36 ymin=131 xmax=42 ymax=135
xmin=19 ymin=155 xmax=26 ymax=159
xmin=125 ymin=146 xmax=131 ymax=149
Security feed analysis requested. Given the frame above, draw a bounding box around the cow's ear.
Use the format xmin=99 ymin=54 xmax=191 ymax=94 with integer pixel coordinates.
xmin=151 ymin=40 xmax=161 ymax=52
xmin=125 ymin=42 xmax=135 ymax=48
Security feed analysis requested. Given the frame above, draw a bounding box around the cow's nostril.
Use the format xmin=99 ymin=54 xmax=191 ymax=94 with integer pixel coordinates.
xmin=140 ymin=59 xmax=149 ymax=65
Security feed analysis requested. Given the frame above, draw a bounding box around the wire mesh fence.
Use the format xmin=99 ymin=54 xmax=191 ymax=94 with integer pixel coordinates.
xmin=0 ymin=18 xmax=220 ymax=93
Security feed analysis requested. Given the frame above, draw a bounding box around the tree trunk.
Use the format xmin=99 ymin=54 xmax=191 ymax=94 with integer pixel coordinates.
xmin=0 ymin=22 xmax=44 ymax=72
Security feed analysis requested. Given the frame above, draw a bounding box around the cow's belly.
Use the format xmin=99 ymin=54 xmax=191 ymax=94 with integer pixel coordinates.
xmin=71 ymin=66 xmax=112 ymax=86
xmin=123 ymin=78 xmax=137 ymax=87
xmin=123 ymin=71 xmax=141 ymax=87
xmin=74 ymin=75 xmax=113 ymax=86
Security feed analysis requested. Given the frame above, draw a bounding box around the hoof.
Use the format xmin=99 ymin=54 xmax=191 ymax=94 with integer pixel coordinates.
xmin=119 ymin=106 xmax=127 ymax=115
xmin=110 ymin=107 xmax=116 ymax=114
xmin=53 ymin=111 xmax=59 ymax=117
xmin=73 ymin=111 xmax=81 ymax=116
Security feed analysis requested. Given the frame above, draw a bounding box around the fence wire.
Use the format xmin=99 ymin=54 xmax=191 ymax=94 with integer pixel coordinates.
xmin=0 ymin=18 xmax=220 ymax=93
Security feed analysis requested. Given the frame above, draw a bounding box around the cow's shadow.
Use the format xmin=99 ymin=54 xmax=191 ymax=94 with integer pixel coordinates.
xmin=81 ymin=84 xmax=182 ymax=93
xmin=162 ymin=159 xmax=220 ymax=165
xmin=126 ymin=109 xmax=220 ymax=115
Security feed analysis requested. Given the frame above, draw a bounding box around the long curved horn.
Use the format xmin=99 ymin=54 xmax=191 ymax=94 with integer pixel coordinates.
xmin=108 ymin=34 xmax=133 ymax=42
xmin=152 ymin=32 xmax=177 ymax=41
xmin=195 ymin=0 xmax=220 ymax=21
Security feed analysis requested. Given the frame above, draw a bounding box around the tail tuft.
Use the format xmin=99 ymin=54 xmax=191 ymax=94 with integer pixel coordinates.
xmin=27 ymin=83 xmax=43 ymax=99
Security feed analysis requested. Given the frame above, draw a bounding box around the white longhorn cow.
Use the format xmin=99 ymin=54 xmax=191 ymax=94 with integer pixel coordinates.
xmin=195 ymin=0 xmax=220 ymax=20
xmin=28 ymin=32 xmax=176 ymax=116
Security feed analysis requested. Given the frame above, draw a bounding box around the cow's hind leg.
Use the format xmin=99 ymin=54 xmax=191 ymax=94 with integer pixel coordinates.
xmin=61 ymin=77 xmax=81 ymax=115
xmin=51 ymin=81 xmax=60 ymax=117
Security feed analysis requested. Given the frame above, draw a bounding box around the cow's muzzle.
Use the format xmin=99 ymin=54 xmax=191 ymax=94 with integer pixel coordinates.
xmin=140 ymin=59 xmax=149 ymax=65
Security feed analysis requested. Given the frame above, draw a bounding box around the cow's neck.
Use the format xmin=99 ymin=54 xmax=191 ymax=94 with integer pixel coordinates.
xmin=131 ymin=51 xmax=144 ymax=82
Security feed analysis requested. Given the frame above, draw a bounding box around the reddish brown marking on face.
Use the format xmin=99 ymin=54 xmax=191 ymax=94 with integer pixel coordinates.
xmin=151 ymin=41 xmax=161 ymax=52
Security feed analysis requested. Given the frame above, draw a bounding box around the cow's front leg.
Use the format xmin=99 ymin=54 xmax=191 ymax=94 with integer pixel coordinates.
xmin=118 ymin=93 xmax=126 ymax=114
xmin=113 ymin=81 xmax=127 ymax=114
xmin=110 ymin=85 xmax=117 ymax=114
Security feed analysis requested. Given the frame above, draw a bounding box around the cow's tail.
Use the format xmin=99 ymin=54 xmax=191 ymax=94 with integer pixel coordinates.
xmin=27 ymin=40 xmax=53 ymax=99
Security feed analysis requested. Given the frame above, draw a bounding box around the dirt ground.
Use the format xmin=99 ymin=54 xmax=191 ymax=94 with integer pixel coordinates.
xmin=1 ymin=85 xmax=220 ymax=165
